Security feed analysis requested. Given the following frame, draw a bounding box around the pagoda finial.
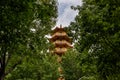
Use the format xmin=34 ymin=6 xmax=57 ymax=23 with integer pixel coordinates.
xmin=60 ymin=24 xmax=62 ymax=28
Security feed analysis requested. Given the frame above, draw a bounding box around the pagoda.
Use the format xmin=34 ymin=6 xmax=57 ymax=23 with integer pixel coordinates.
xmin=50 ymin=25 xmax=73 ymax=56
xmin=49 ymin=25 xmax=73 ymax=80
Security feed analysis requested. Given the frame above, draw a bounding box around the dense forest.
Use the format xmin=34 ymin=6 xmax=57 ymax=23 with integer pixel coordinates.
xmin=0 ymin=0 xmax=120 ymax=80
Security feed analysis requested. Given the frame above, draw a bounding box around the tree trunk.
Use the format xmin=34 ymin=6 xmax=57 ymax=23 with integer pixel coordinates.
xmin=0 ymin=74 xmax=5 ymax=80
xmin=0 ymin=63 xmax=5 ymax=80
xmin=0 ymin=49 xmax=6 ymax=80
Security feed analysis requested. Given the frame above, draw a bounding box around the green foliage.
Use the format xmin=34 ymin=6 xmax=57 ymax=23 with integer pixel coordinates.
xmin=61 ymin=50 xmax=97 ymax=80
xmin=61 ymin=50 xmax=82 ymax=80
xmin=1 ymin=0 xmax=120 ymax=79
xmin=0 ymin=0 xmax=58 ymax=79
xmin=69 ymin=0 xmax=120 ymax=79
xmin=106 ymin=74 xmax=120 ymax=80
xmin=5 ymin=54 xmax=59 ymax=80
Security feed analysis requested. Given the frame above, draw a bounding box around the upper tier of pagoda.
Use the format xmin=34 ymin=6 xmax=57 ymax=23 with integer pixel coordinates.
xmin=50 ymin=26 xmax=71 ymax=42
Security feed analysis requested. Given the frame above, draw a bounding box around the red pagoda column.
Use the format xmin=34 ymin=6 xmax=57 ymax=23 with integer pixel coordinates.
xmin=49 ymin=25 xmax=73 ymax=80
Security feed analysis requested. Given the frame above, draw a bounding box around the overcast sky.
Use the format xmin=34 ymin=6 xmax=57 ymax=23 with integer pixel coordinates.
xmin=56 ymin=0 xmax=82 ymax=27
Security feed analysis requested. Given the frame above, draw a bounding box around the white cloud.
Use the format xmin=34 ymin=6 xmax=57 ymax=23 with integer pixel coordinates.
xmin=58 ymin=0 xmax=82 ymax=5
xmin=56 ymin=6 xmax=78 ymax=26
xmin=56 ymin=0 xmax=82 ymax=27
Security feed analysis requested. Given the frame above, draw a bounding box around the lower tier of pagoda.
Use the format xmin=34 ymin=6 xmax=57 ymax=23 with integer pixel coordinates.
xmin=54 ymin=47 xmax=67 ymax=55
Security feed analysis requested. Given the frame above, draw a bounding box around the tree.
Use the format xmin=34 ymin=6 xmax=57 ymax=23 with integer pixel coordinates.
xmin=61 ymin=50 xmax=82 ymax=80
xmin=69 ymin=0 xmax=120 ymax=79
xmin=5 ymin=54 xmax=59 ymax=80
xmin=0 ymin=0 xmax=57 ymax=79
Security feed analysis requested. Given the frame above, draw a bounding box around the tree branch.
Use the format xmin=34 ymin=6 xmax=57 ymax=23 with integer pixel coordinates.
xmin=102 ymin=36 xmax=114 ymax=49
xmin=5 ymin=59 xmax=22 ymax=76
xmin=0 ymin=48 xmax=6 ymax=79
xmin=5 ymin=53 xmax=11 ymax=68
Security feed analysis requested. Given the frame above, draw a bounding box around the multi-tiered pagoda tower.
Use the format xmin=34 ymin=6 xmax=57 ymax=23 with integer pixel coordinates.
xmin=50 ymin=25 xmax=73 ymax=80
xmin=50 ymin=26 xmax=72 ymax=56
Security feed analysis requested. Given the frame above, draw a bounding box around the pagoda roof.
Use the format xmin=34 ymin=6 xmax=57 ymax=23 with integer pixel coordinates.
xmin=53 ymin=40 xmax=73 ymax=48
xmin=52 ymin=26 xmax=65 ymax=34
xmin=50 ymin=31 xmax=71 ymax=41
xmin=49 ymin=36 xmax=71 ymax=42
xmin=52 ymin=31 xmax=68 ymax=38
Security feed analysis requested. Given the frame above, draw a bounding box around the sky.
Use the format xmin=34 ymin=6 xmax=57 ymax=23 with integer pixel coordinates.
xmin=56 ymin=0 xmax=82 ymax=27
